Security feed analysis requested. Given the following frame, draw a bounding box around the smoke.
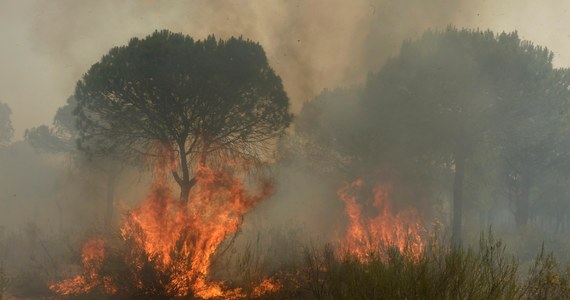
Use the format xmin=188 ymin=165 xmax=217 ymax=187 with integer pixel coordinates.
xmin=0 ymin=0 xmax=556 ymax=250
xmin=0 ymin=0 xmax=484 ymax=240
xmin=0 ymin=0 xmax=489 ymax=138
xmin=3 ymin=0 xmax=569 ymax=137
xmin=2 ymin=1 xmax=570 ymax=297
xmin=2 ymin=0 xmax=570 ymax=139
xmin=36 ymin=0 xmax=486 ymax=109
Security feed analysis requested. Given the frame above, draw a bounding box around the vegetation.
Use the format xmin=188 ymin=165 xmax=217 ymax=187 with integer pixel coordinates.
xmin=74 ymin=30 xmax=292 ymax=202
xmin=11 ymin=229 xmax=567 ymax=299
xmin=25 ymin=96 xmax=78 ymax=154
xmin=366 ymin=28 xmax=570 ymax=245
xmin=282 ymin=235 xmax=568 ymax=299
xmin=4 ymin=25 xmax=570 ymax=299
xmin=294 ymin=27 xmax=570 ymax=246
xmin=25 ymin=96 xmax=125 ymax=228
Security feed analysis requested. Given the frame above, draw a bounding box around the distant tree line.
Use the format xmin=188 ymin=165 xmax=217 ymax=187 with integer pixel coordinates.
xmin=22 ymin=27 xmax=570 ymax=247
xmin=294 ymin=27 xmax=570 ymax=246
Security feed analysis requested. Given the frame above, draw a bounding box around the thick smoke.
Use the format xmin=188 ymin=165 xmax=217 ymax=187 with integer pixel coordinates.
xmin=4 ymin=0 xmax=570 ymax=136
xmin=1 ymin=0 xmax=486 ymax=136
xmin=0 ymin=0 xmax=486 ymax=250
xmin=1 ymin=1 xmax=570 ymax=297
xmin=26 ymin=0 xmax=479 ymax=111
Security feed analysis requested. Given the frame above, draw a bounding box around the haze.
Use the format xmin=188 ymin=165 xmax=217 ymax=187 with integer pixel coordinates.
xmin=1 ymin=0 xmax=570 ymax=138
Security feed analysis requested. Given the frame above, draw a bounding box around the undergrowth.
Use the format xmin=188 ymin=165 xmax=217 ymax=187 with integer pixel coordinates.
xmin=9 ymin=229 xmax=570 ymax=299
xmin=273 ymin=231 xmax=570 ymax=300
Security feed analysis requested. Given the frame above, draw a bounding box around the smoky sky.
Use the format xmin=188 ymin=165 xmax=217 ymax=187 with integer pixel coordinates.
xmin=1 ymin=0 xmax=570 ymax=138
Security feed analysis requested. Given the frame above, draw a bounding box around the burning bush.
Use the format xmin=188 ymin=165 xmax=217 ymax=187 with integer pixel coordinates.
xmin=49 ymin=158 xmax=280 ymax=299
xmin=44 ymin=166 xmax=570 ymax=299
xmin=337 ymin=178 xmax=426 ymax=262
xmin=296 ymin=231 xmax=570 ymax=299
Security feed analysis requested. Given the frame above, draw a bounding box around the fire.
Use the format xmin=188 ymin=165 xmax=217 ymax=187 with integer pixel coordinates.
xmin=50 ymin=155 xmax=280 ymax=298
xmin=252 ymin=278 xmax=282 ymax=297
xmin=120 ymin=161 xmax=273 ymax=298
xmin=338 ymin=179 xmax=425 ymax=262
xmin=49 ymin=238 xmax=117 ymax=295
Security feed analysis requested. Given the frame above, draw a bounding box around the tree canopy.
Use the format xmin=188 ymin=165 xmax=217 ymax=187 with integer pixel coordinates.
xmin=74 ymin=30 xmax=292 ymax=202
xmin=293 ymin=88 xmax=370 ymax=176
xmin=353 ymin=27 xmax=570 ymax=245
xmin=26 ymin=96 xmax=78 ymax=153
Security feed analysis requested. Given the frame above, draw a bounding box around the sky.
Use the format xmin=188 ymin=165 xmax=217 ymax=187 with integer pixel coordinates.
xmin=1 ymin=0 xmax=570 ymax=139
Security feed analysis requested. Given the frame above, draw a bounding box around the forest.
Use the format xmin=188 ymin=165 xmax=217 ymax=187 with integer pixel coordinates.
xmin=2 ymin=20 xmax=570 ymax=300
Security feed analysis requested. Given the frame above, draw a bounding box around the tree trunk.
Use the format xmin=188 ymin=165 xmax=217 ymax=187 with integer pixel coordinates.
xmin=515 ymin=177 xmax=530 ymax=229
xmin=180 ymin=179 xmax=194 ymax=204
xmin=451 ymin=151 xmax=466 ymax=248
xmin=177 ymin=141 xmax=201 ymax=203
xmin=176 ymin=139 xmax=192 ymax=203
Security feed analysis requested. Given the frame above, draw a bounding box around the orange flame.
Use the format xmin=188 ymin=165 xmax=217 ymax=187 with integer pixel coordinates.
xmin=252 ymin=278 xmax=282 ymax=297
xmin=49 ymin=238 xmax=117 ymax=295
xmin=120 ymin=161 xmax=273 ymax=298
xmin=51 ymin=155 xmax=280 ymax=298
xmin=338 ymin=179 xmax=425 ymax=262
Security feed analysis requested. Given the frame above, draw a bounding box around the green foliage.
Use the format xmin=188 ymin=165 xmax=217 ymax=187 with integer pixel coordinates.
xmin=25 ymin=96 xmax=78 ymax=153
xmin=75 ymin=30 xmax=291 ymax=161
xmin=272 ymin=232 xmax=569 ymax=300
xmin=521 ymin=246 xmax=570 ymax=299
xmin=288 ymin=27 xmax=570 ymax=245
xmin=15 ymin=226 xmax=570 ymax=299
xmin=74 ymin=30 xmax=292 ymax=202
xmin=293 ymin=88 xmax=367 ymax=175
xmin=294 ymin=27 xmax=570 ymax=244
xmin=496 ymin=65 xmax=570 ymax=228
xmin=294 ymin=231 xmax=519 ymax=300
xmin=363 ymin=27 xmax=503 ymax=156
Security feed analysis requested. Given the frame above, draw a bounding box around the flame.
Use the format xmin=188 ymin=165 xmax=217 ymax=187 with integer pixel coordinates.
xmin=51 ymin=155 xmax=280 ymax=298
xmin=120 ymin=161 xmax=274 ymax=298
xmin=49 ymin=238 xmax=117 ymax=295
xmin=338 ymin=179 xmax=425 ymax=262
xmin=252 ymin=278 xmax=281 ymax=297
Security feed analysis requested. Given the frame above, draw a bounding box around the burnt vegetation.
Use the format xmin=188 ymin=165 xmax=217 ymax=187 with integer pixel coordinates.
xmin=3 ymin=27 xmax=570 ymax=299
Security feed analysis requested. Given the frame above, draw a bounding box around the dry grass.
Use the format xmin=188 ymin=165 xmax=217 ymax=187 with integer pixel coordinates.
xmin=5 ymin=228 xmax=570 ymax=299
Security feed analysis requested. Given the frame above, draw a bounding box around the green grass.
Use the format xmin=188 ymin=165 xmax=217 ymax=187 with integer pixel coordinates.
xmin=260 ymin=231 xmax=570 ymax=299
